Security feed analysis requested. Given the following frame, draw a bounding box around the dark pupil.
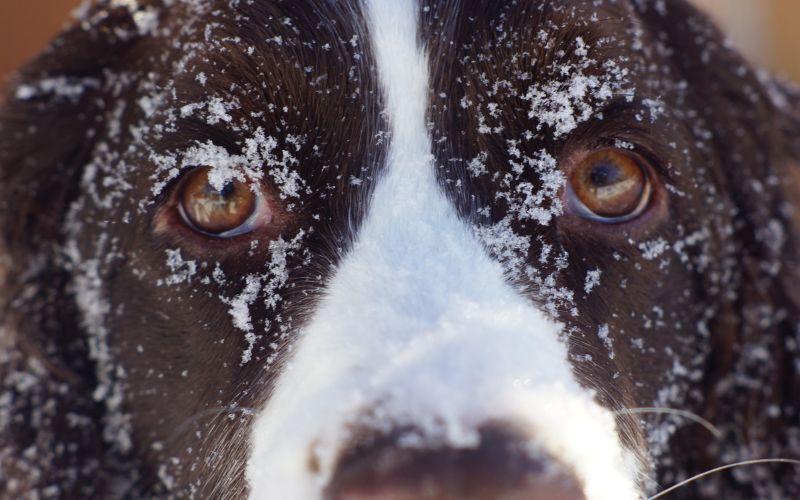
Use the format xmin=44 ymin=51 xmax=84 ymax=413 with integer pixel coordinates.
xmin=219 ymin=182 xmax=235 ymax=198
xmin=589 ymin=162 xmax=623 ymax=187
xmin=205 ymin=181 xmax=236 ymax=198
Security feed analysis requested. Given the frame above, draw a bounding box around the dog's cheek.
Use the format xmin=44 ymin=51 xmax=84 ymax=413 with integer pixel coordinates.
xmin=100 ymin=260 xmax=252 ymax=481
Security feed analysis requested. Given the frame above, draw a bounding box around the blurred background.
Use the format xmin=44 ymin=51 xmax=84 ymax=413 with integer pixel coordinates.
xmin=0 ymin=0 xmax=799 ymax=92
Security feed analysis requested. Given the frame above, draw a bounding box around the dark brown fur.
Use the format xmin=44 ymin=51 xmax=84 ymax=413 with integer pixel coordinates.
xmin=1 ymin=1 xmax=799 ymax=498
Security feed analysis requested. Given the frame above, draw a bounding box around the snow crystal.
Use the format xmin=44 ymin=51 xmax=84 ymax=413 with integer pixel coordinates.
xmin=597 ymin=324 xmax=615 ymax=360
xmin=132 ymin=7 xmax=159 ymax=36
xmin=584 ymin=269 xmax=602 ymax=294
xmin=15 ymin=77 xmax=100 ymax=102
xmin=108 ymin=0 xmax=160 ymax=36
xmin=523 ymin=39 xmax=632 ymax=138
xmin=151 ymin=127 xmax=306 ymax=204
xmin=466 ymin=151 xmax=488 ymax=177
xmin=498 ymin=147 xmax=565 ymax=226
xmin=224 ymin=274 xmax=262 ymax=364
xmin=638 ymin=238 xmax=670 ymax=260
xmin=180 ymin=96 xmax=237 ymax=125
xmin=475 ymin=218 xmax=531 ymax=277
xmin=158 ymin=249 xmax=197 ymax=287
xmin=642 ymin=98 xmax=666 ymax=121
xmin=220 ymin=231 xmax=306 ymax=364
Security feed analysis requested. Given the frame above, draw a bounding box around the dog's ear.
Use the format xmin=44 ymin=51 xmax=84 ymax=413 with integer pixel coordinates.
xmin=0 ymin=5 xmax=145 ymax=497
xmin=635 ymin=0 xmax=800 ymax=493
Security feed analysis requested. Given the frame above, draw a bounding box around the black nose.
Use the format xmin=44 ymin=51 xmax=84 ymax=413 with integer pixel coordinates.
xmin=324 ymin=424 xmax=585 ymax=500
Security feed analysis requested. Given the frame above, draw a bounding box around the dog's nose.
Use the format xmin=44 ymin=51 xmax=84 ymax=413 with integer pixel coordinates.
xmin=324 ymin=424 xmax=585 ymax=500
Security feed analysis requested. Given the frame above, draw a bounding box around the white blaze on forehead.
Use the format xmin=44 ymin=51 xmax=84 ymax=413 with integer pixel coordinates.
xmin=247 ymin=1 xmax=642 ymax=499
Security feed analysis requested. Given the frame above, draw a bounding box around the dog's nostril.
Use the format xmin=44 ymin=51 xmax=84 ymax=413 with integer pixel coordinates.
xmin=323 ymin=424 xmax=586 ymax=500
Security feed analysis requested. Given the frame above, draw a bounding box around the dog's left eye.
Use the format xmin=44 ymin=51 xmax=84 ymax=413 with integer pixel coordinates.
xmin=566 ymin=149 xmax=652 ymax=223
xmin=178 ymin=167 xmax=267 ymax=237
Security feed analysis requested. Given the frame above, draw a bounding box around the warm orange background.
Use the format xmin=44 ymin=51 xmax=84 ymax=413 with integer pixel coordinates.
xmin=1 ymin=1 xmax=799 ymax=90
xmin=0 ymin=1 xmax=80 ymax=90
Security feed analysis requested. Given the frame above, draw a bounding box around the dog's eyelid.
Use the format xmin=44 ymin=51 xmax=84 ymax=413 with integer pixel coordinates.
xmin=596 ymin=94 xmax=665 ymax=118
xmin=145 ymin=163 xmax=211 ymax=211
xmin=612 ymin=141 xmax=678 ymax=187
xmin=584 ymin=133 xmax=677 ymax=184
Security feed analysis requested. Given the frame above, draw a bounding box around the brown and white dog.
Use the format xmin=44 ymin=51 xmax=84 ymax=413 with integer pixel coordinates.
xmin=1 ymin=0 xmax=799 ymax=498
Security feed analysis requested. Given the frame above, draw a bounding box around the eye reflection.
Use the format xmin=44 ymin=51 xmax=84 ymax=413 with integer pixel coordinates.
xmin=567 ymin=149 xmax=652 ymax=223
xmin=179 ymin=167 xmax=260 ymax=236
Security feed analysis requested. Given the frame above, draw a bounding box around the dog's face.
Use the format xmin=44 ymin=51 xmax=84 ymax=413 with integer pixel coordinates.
xmin=1 ymin=0 xmax=799 ymax=499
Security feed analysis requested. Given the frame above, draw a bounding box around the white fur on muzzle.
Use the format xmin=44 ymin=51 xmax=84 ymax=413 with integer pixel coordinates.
xmin=247 ymin=1 xmax=644 ymax=498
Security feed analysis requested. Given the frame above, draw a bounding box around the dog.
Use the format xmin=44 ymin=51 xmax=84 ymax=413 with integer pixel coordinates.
xmin=1 ymin=0 xmax=799 ymax=498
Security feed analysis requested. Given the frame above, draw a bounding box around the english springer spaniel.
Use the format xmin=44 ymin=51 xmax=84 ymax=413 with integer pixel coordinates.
xmin=1 ymin=1 xmax=799 ymax=498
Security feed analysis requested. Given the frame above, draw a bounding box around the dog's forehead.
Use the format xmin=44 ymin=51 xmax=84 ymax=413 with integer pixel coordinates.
xmin=127 ymin=0 xmax=673 ymax=211
xmin=130 ymin=1 xmax=379 ymax=198
xmin=63 ymin=0 xmax=717 ymax=375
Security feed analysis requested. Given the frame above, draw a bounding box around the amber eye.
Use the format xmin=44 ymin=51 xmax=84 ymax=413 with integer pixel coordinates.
xmin=567 ymin=149 xmax=652 ymax=222
xmin=179 ymin=167 xmax=259 ymax=236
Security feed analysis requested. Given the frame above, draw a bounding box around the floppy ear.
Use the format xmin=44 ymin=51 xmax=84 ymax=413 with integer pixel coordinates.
xmin=634 ymin=0 xmax=800 ymax=494
xmin=0 ymin=5 xmax=144 ymax=497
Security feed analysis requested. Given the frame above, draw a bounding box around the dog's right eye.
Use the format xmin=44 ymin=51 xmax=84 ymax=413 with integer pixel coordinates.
xmin=566 ymin=149 xmax=652 ymax=223
xmin=178 ymin=167 xmax=269 ymax=237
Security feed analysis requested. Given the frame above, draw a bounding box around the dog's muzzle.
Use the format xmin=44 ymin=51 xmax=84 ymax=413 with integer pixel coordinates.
xmin=323 ymin=423 xmax=585 ymax=500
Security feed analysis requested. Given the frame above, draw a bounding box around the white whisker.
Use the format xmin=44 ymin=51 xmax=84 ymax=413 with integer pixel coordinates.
xmin=615 ymin=407 xmax=723 ymax=440
xmin=647 ymin=458 xmax=800 ymax=499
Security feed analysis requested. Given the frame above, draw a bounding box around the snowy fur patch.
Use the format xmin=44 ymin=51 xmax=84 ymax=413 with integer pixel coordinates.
xmin=523 ymin=37 xmax=633 ymax=138
xmin=149 ymin=128 xmax=305 ymax=201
